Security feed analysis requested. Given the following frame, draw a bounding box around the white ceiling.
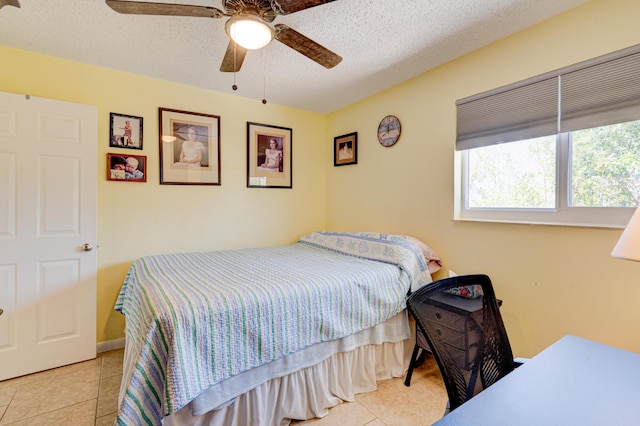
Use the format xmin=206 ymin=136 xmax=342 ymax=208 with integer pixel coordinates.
xmin=0 ymin=0 xmax=589 ymax=113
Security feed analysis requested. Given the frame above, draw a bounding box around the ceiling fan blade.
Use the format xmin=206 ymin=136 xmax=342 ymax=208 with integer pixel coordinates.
xmin=274 ymin=24 xmax=342 ymax=69
xmin=0 ymin=0 xmax=20 ymax=8
xmin=270 ymin=0 xmax=336 ymax=14
xmin=105 ymin=0 xmax=225 ymax=18
xmin=220 ymin=41 xmax=248 ymax=72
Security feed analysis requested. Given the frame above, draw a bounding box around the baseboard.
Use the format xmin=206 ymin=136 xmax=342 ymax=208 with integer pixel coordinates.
xmin=97 ymin=338 xmax=125 ymax=353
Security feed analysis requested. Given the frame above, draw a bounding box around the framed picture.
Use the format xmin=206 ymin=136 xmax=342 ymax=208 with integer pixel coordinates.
xmin=159 ymin=108 xmax=221 ymax=185
xmin=110 ymin=113 xmax=143 ymax=149
xmin=107 ymin=153 xmax=146 ymax=182
xmin=247 ymin=122 xmax=292 ymax=188
xmin=334 ymin=132 xmax=357 ymax=166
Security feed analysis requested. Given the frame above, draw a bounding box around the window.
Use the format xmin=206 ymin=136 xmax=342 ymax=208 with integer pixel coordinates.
xmin=467 ymin=135 xmax=556 ymax=209
xmin=455 ymin=45 xmax=640 ymax=227
xmin=571 ymin=121 xmax=640 ymax=208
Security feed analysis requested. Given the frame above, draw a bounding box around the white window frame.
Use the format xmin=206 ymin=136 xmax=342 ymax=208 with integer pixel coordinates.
xmin=455 ymin=132 xmax=635 ymax=228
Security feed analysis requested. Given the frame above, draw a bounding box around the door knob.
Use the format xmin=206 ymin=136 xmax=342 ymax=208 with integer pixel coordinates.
xmin=82 ymin=243 xmax=94 ymax=252
xmin=0 ymin=308 xmax=3 ymax=316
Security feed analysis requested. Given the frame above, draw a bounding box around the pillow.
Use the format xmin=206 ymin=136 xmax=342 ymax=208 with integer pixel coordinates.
xmin=445 ymin=284 xmax=484 ymax=299
xmin=444 ymin=271 xmax=484 ymax=299
xmin=401 ymin=235 xmax=442 ymax=274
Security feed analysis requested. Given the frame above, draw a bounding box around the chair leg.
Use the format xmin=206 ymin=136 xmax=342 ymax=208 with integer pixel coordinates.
xmin=404 ymin=344 xmax=421 ymax=386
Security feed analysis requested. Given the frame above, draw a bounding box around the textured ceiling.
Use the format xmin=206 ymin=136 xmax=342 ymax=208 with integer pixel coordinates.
xmin=0 ymin=0 xmax=589 ymax=113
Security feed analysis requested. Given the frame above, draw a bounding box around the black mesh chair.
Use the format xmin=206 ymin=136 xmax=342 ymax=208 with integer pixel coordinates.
xmin=405 ymin=274 xmax=519 ymax=413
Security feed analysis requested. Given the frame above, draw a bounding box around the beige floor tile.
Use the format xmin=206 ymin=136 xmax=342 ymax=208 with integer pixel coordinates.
xmin=33 ymin=357 xmax=103 ymax=383
xmin=0 ymin=367 xmax=100 ymax=424
xmin=0 ymin=374 xmax=40 ymax=406
xmin=293 ymin=401 xmax=375 ymax=426
xmin=364 ymin=420 xmax=386 ymax=426
xmin=1 ymin=357 xmax=102 ymax=399
xmin=96 ymin=412 xmax=118 ymax=426
xmin=100 ymin=349 xmax=124 ymax=380
xmin=97 ymin=374 xmax=121 ymax=418
xmin=0 ymin=405 xmax=6 ymax=419
xmin=0 ymin=386 xmax=14 ymax=408
xmin=4 ymin=399 xmax=96 ymax=426
xmin=356 ymin=355 xmax=447 ymax=426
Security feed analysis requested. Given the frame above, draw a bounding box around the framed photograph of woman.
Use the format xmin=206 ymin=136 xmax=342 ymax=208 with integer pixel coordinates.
xmin=107 ymin=153 xmax=146 ymax=182
xmin=159 ymin=108 xmax=221 ymax=185
xmin=334 ymin=132 xmax=357 ymax=166
xmin=110 ymin=112 xmax=143 ymax=149
xmin=247 ymin=122 xmax=292 ymax=188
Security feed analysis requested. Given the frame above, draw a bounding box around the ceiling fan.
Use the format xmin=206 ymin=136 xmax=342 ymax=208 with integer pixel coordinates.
xmin=105 ymin=0 xmax=342 ymax=73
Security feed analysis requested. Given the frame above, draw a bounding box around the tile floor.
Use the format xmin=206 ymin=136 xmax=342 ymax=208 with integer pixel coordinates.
xmin=0 ymin=349 xmax=123 ymax=426
xmin=0 ymin=349 xmax=447 ymax=425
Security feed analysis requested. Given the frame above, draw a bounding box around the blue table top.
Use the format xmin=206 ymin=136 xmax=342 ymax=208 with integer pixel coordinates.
xmin=433 ymin=334 xmax=640 ymax=425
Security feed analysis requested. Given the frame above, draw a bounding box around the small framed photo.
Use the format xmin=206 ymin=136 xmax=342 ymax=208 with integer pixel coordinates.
xmin=107 ymin=153 xmax=146 ymax=182
xmin=110 ymin=113 xmax=143 ymax=149
xmin=334 ymin=132 xmax=357 ymax=166
xmin=247 ymin=122 xmax=292 ymax=188
xmin=159 ymin=108 xmax=221 ymax=185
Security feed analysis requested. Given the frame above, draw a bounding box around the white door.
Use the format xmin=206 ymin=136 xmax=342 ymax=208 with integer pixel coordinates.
xmin=0 ymin=91 xmax=97 ymax=381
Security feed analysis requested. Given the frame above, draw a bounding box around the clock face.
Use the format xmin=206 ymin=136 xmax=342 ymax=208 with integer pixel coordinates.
xmin=377 ymin=115 xmax=401 ymax=147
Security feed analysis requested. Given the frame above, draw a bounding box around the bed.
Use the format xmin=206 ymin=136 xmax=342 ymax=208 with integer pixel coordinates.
xmin=114 ymin=231 xmax=441 ymax=425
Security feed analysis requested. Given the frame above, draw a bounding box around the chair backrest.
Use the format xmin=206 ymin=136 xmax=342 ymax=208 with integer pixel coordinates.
xmin=406 ymin=274 xmax=514 ymax=411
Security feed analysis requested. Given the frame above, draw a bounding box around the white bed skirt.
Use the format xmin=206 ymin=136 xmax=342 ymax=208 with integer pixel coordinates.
xmin=163 ymin=312 xmax=414 ymax=426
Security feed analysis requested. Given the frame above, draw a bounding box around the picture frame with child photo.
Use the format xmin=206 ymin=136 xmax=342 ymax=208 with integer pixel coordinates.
xmin=107 ymin=153 xmax=147 ymax=182
xmin=110 ymin=112 xmax=143 ymax=150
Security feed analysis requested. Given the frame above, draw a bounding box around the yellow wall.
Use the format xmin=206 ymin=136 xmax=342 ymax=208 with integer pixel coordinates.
xmin=3 ymin=0 xmax=640 ymax=356
xmin=326 ymin=0 xmax=640 ymax=356
xmin=0 ymin=47 xmax=327 ymax=343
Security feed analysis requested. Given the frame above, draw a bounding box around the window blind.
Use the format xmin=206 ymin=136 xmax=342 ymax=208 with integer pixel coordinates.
xmin=456 ymin=77 xmax=558 ymax=150
xmin=456 ymin=44 xmax=640 ymax=151
xmin=561 ymin=51 xmax=640 ymax=133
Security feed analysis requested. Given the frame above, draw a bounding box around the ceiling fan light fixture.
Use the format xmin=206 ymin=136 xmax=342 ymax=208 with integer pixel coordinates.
xmin=225 ymin=13 xmax=274 ymax=50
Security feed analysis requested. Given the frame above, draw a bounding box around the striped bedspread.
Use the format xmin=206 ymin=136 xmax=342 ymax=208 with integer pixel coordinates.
xmin=114 ymin=231 xmax=432 ymax=425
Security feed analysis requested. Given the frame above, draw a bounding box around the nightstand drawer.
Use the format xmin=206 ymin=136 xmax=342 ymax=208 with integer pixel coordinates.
xmin=425 ymin=306 xmax=468 ymax=332
xmin=443 ymin=339 xmax=481 ymax=370
xmin=426 ymin=319 xmax=481 ymax=351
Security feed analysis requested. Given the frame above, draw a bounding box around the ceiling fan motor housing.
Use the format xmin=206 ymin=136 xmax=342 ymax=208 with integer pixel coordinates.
xmin=223 ymin=0 xmax=277 ymax=22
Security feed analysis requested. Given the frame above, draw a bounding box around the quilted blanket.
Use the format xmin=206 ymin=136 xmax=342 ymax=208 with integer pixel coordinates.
xmin=114 ymin=231 xmax=432 ymax=425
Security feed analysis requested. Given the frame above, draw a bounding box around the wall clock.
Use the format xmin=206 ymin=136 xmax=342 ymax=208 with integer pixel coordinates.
xmin=377 ymin=115 xmax=401 ymax=147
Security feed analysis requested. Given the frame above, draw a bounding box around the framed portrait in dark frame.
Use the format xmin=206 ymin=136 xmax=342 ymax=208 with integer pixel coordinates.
xmin=247 ymin=122 xmax=292 ymax=188
xmin=334 ymin=132 xmax=357 ymax=166
xmin=159 ymin=108 xmax=221 ymax=185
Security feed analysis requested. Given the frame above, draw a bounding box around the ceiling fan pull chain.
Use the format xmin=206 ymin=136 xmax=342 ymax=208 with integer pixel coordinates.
xmin=232 ymin=41 xmax=238 ymax=91
xmin=262 ymin=48 xmax=267 ymax=105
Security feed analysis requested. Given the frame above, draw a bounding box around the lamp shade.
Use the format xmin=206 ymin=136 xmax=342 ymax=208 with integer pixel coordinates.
xmin=612 ymin=207 xmax=640 ymax=262
xmin=225 ymin=14 xmax=274 ymax=50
